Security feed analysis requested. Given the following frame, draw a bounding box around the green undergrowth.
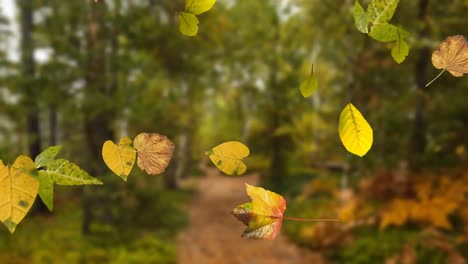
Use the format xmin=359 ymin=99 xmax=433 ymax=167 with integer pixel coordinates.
xmin=0 ymin=178 xmax=192 ymax=264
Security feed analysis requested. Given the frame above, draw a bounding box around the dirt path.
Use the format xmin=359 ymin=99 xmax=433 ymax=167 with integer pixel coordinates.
xmin=177 ymin=168 xmax=324 ymax=264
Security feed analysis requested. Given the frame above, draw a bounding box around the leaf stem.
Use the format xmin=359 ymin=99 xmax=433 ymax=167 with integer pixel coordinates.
xmin=425 ymin=69 xmax=446 ymax=87
xmin=283 ymin=216 xmax=339 ymax=222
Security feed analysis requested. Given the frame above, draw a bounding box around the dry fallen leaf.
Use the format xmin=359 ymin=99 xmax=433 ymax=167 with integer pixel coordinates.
xmin=133 ymin=133 xmax=174 ymax=175
xmin=432 ymin=35 xmax=468 ymax=77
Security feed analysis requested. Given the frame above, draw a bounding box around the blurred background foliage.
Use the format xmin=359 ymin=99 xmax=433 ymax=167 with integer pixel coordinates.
xmin=0 ymin=0 xmax=467 ymax=263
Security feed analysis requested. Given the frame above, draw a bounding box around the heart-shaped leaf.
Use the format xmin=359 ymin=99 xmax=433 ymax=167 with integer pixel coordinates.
xmin=432 ymin=35 xmax=468 ymax=77
xmin=102 ymin=137 xmax=137 ymax=181
xmin=0 ymin=156 xmax=39 ymax=233
xmin=206 ymin=141 xmax=249 ymax=176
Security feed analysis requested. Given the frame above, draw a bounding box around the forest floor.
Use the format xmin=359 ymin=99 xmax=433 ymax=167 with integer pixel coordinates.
xmin=177 ymin=167 xmax=325 ymax=264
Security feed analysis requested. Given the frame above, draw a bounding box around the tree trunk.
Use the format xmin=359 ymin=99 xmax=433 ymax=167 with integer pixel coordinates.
xmin=49 ymin=106 xmax=58 ymax=146
xmin=82 ymin=0 xmax=113 ymax=234
xmin=409 ymin=0 xmax=430 ymax=171
xmin=19 ymin=0 xmax=49 ymax=213
xmin=19 ymin=0 xmax=41 ymax=158
xmin=164 ymin=159 xmax=179 ymax=190
xmin=266 ymin=6 xmax=289 ymax=191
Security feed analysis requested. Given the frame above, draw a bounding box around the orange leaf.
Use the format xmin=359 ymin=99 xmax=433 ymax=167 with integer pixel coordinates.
xmin=232 ymin=184 xmax=286 ymax=240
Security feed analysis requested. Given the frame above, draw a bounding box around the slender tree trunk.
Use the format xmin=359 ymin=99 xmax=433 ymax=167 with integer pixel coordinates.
xmin=164 ymin=160 xmax=179 ymax=190
xmin=82 ymin=0 xmax=113 ymax=234
xmin=19 ymin=0 xmax=50 ymax=213
xmin=49 ymin=106 xmax=58 ymax=146
xmin=409 ymin=0 xmax=430 ymax=171
xmin=19 ymin=0 xmax=41 ymax=158
xmin=267 ymin=6 xmax=289 ymax=190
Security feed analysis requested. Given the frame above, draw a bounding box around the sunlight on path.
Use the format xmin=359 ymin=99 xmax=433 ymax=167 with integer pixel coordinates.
xmin=177 ymin=168 xmax=324 ymax=264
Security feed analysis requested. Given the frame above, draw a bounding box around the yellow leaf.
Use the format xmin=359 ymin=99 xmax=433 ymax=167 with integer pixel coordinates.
xmin=102 ymin=137 xmax=136 ymax=181
xmin=179 ymin=11 xmax=199 ymax=36
xmin=133 ymin=133 xmax=175 ymax=175
xmin=245 ymin=184 xmax=286 ymax=217
xmin=185 ymin=0 xmax=216 ymax=15
xmin=206 ymin=141 xmax=249 ymax=176
xmin=339 ymin=103 xmax=373 ymax=157
xmin=0 ymin=156 xmax=39 ymax=233
xmin=432 ymin=35 xmax=468 ymax=77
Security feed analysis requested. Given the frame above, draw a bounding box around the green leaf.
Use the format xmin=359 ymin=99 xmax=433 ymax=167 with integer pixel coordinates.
xmin=339 ymin=103 xmax=373 ymax=157
xmin=34 ymin=146 xmax=101 ymax=212
xmin=185 ymin=0 xmax=216 ymax=15
xmin=353 ymin=1 xmax=369 ymax=33
xmin=45 ymin=159 xmax=102 ymax=186
xmin=367 ymin=0 xmax=399 ymax=25
xmin=299 ymin=64 xmax=318 ymax=98
xmin=369 ymin=23 xmax=399 ymax=42
xmin=35 ymin=145 xmax=102 ymax=186
xmin=179 ymin=12 xmax=199 ymax=36
xmin=35 ymin=145 xmax=62 ymax=167
xmin=391 ymin=30 xmax=409 ymax=63
xmin=38 ymin=171 xmax=54 ymax=211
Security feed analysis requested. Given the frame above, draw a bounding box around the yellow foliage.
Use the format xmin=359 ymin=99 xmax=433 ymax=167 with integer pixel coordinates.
xmin=380 ymin=175 xmax=468 ymax=229
xmin=302 ymin=177 xmax=338 ymax=198
xmin=338 ymin=200 xmax=358 ymax=222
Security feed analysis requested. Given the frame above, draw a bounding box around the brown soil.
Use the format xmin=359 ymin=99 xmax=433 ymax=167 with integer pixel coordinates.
xmin=177 ymin=168 xmax=324 ymax=264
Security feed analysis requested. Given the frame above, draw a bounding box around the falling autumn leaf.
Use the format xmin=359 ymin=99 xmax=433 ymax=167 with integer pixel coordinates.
xmin=232 ymin=184 xmax=339 ymax=240
xmin=432 ymin=35 xmax=468 ymax=77
xmin=35 ymin=146 xmax=102 ymax=211
xmin=205 ymin=141 xmax=249 ymax=176
xmin=339 ymin=103 xmax=373 ymax=157
xmin=391 ymin=29 xmax=409 ymax=64
xmin=133 ymin=133 xmax=175 ymax=175
xmin=178 ymin=0 xmax=216 ymax=36
xmin=178 ymin=12 xmax=199 ymax=36
xmin=102 ymin=137 xmax=137 ymax=181
xmin=299 ymin=64 xmax=318 ymax=98
xmin=232 ymin=184 xmax=286 ymax=240
xmin=185 ymin=0 xmax=216 ymax=15
xmin=353 ymin=0 xmax=411 ymax=63
xmin=0 ymin=156 xmax=39 ymax=233
xmin=426 ymin=35 xmax=468 ymax=86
